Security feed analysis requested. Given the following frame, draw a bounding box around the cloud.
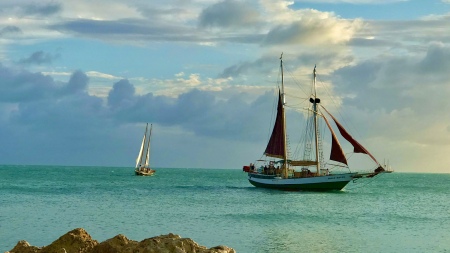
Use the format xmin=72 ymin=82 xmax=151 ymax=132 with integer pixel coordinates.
xmin=0 ymin=63 xmax=279 ymax=167
xmin=1 ymin=62 xmax=274 ymax=141
xmin=294 ymin=0 xmax=405 ymax=3
xmin=0 ymin=26 xmax=22 ymax=36
xmin=61 ymin=70 xmax=89 ymax=95
xmin=17 ymin=50 xmax=60 ymax=65
xmin=105 ymin=79 xmax=275 ymax=142
xmin=21 ymin=2 xmax=62 ymax=16
xmin=0 ymin=1 xmax=62 ymax=17
xmin=107 ymin=79 xmax=136 ymax=109
xmin=263 ymin=10 xmax=362 ymax=46
xmin=198 ymin=0 xmax=260 ymax=29
xmin=219 ymin=55 xmax=276 ymax=78
xmin=0 ymin=65 xmax=86 ymax=103
xmin=0 ymin=64 xmax=56 ymax=102
xmin=49 ymin=18 xmax=199 ymax=44
xmin=0 ymin=0 xmax=363 ymax=47
xmin=417 ymin=42 xmax=450 ymax=73
xmin=330 ymin=42 xmax=450 ymax=149
xmin=219 ymin=51 xmax=353 ymax=82
xmin=356 ymin=15 xmax=450 ymax=51
xmin=51 ymin=19 xmax=163 ymax=35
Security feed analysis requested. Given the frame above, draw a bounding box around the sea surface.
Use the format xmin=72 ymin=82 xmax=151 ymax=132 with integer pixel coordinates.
xmin=0 ymin=165 xmax=449 ymax=253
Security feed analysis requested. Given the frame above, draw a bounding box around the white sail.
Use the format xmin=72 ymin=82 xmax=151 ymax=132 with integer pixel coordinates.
xmin=136 ymin=123 xmax=148 ymax=168
xmin=136 ymin=135 xmax=145 ymax=168
xmin=134 ymin=123 xmax=156 ymax=176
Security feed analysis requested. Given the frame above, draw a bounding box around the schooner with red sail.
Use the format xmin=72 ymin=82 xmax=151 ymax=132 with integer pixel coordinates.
xmin=245 ymin=54 xmax=388 ymax=191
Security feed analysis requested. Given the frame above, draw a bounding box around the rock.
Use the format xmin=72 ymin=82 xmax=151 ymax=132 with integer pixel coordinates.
xmin=6 ymin=228 xmax=98 ymax=253
xmin=40 ymin=228 xmax=98 ymax=253
xmin=6 ymin=240 xmax=40 ymax=253
xmin=6 ymin=228 xmax=235 ymax=253
xmin=91 ymin=234 xmax=138 ymax=253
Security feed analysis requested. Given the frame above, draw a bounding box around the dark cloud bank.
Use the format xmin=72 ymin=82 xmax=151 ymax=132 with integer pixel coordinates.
xmin=0 ymin=63 xmax=273 ymax=167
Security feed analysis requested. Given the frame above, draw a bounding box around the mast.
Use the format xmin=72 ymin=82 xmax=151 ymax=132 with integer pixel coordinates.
xmin=280 ymin=53 xmax=288 ymax=178
xmin=137 ymin=123 xmax=148 ymax=168
xmin=312 ymin=66 xmax=321 ymax=176
xmin=144 ymin=124 xmax=152 ymax=167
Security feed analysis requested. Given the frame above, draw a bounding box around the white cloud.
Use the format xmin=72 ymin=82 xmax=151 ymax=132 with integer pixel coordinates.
xmin=263 ymin=10 xmax=363 ymax=46
xmin=85 ymin=71 xmax=122 ymax=80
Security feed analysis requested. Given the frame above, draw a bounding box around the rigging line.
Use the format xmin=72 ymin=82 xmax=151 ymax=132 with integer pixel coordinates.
xmin=293 ymin=112 xmax=305 ymax=159
xmin=300 ymin=108 xmax=315 ymax=161
xmin=328 ymin=161 xmax=351 ymax=171
xmin=345 ymin=153 xmax=379 ymax=173
xmin=316 ymin=70 xmax=365 ymax=142
xmin=284 ymin=104 xmax=309 ymax=111
xmin=284 ymin=95 xmax=310 ymax=104
xmin=284 ymin=94 xmax=310 ymax=100
xmin=299 ymin=110 xmax=312 ymax=159
xmin=292 ymin=105 xmax=310 ymax=159
xmin=318 ymin=114 xmax=327 ymax=166
xmin=283 ymin=62 xmax=312 ymax=98
xmin=324 ymin=162 xmax=349 ymax=168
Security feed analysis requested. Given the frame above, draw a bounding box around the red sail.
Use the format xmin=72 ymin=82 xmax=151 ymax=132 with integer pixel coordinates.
xmin=264 ymin=90 xmax=285 ymax=159
xmin=322 ymin=106 xmax=380 ymax=165
xmin=322 ymin=113 xmax=348 ymax=165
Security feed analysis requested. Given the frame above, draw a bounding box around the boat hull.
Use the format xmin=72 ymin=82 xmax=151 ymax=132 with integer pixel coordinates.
xmin=135 ymin=169 xmax=155 ymax=176
xmin=248 ymin=173 xmax=355 ymax=191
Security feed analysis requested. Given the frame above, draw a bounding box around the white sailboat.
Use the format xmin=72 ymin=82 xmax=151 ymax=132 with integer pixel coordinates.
xmin=135 ymin=123 xmax=155 ymax=176
xmin=244 ymin=54 xmax=389 ymax=191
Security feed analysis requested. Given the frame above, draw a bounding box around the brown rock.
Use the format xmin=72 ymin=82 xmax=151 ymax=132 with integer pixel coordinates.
xmin=6 ymin=240 xmax=40 ymax=253
xmin=6 ymin=228 xmax=235 ymax=253
xmin=203 ymin=245 xmax=236 ymax=253
xmin=40 ymin=228 xmax=98 ymax=253
xmin=91 ymin=234 xmax=138 ymax=253
xmin=137 ymin=233 xmax=207 ymax=253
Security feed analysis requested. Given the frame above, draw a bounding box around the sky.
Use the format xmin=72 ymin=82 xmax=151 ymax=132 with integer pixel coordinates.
xmin=1 ymin=0 xmax=450 ymax=173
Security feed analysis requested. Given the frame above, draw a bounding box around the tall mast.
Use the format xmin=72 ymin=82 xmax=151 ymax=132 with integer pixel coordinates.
xmin=280 ymin=53 xmax=285 ymax=105
xmin=312 ymin=66 xmax=321 ymax=176
xmin=144 ymin=124 xmax=152 ymax=167
xmin=280 ymin=53 xmax=288 ymax=178
xmin=138 ymin=123 xmax=148 ymax=167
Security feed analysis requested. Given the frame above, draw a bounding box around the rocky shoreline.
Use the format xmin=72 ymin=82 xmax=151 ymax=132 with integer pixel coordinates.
xmin=6 ymin=228 xmax=235 ymax=253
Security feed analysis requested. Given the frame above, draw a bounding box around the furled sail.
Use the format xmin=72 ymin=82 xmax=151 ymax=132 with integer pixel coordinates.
xmin=322 ymin=112 xmax=348 ymax=165
xmin=289 ymin=160 xmax=318 ymax=166
xmin=264 ymin=90 xmax=285 ymax=159
xmin=322 ymin=106 xmax=380 ymax=165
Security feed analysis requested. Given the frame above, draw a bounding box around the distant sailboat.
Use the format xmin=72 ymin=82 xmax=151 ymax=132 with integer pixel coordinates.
xmin=244 ymin=54 xmax=390 ymax=191
xmin=135 ymin=123 xmax=155 ymax=176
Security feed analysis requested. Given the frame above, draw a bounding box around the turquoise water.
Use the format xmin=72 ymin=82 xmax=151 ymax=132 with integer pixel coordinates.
xmin=1 ymin=165 xmax=449 ymax=253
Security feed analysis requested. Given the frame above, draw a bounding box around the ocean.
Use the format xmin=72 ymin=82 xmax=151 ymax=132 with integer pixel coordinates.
xmin=0 ymin=165 xmax=449 ymax=253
